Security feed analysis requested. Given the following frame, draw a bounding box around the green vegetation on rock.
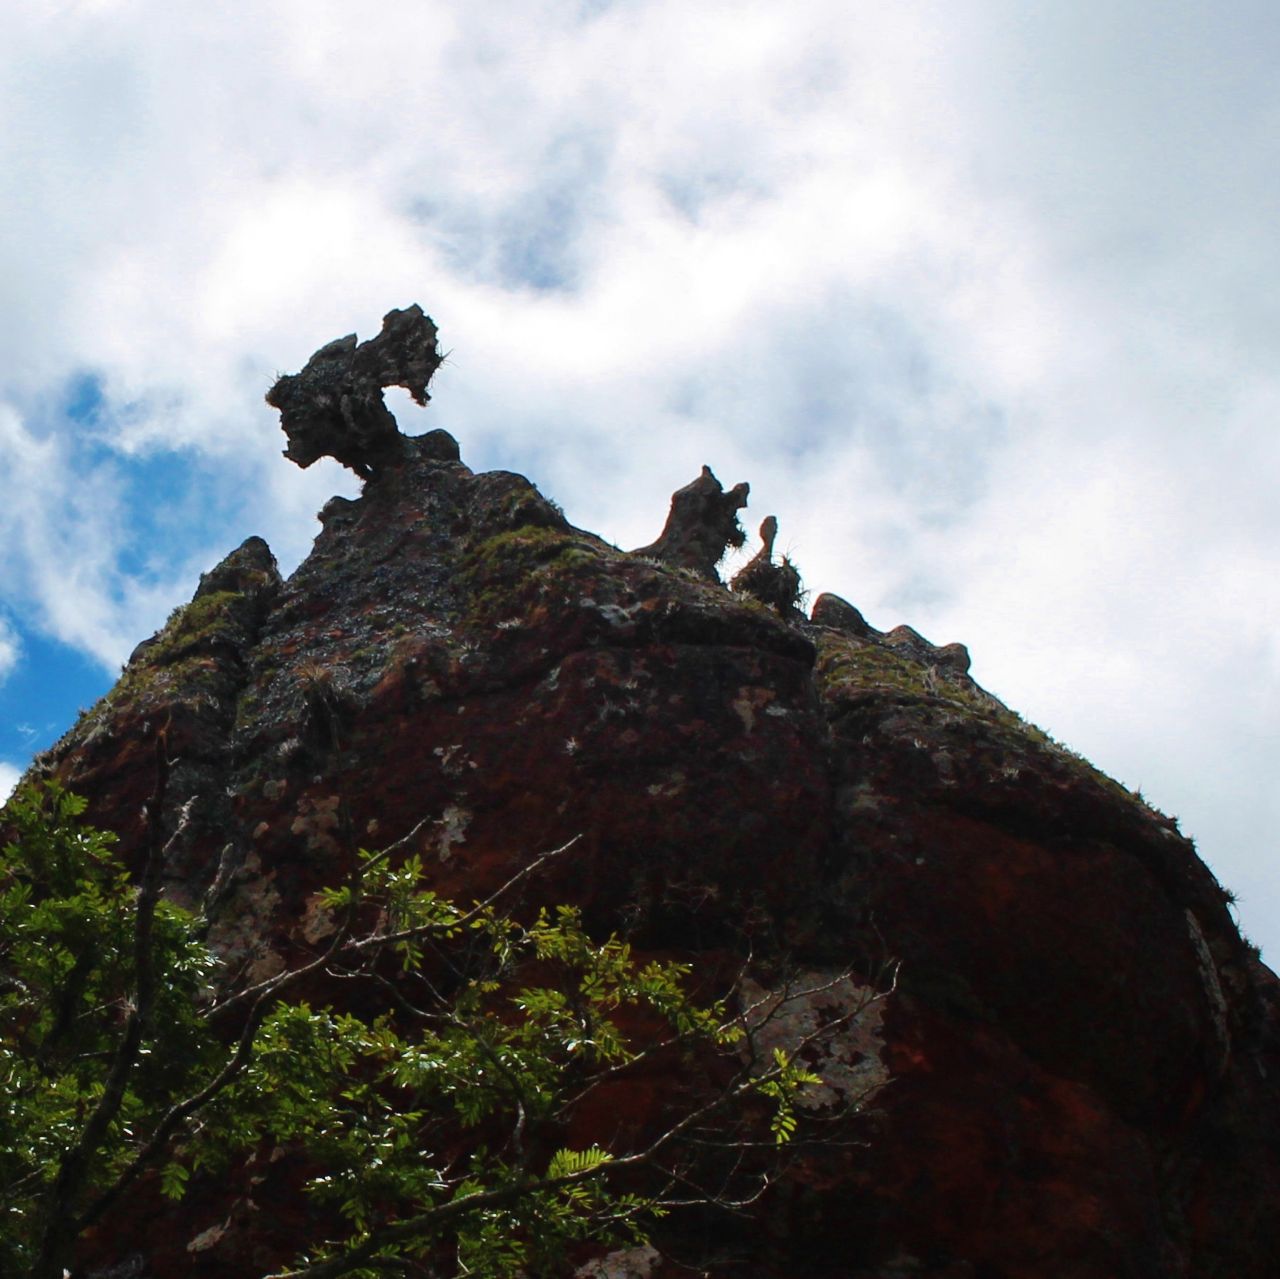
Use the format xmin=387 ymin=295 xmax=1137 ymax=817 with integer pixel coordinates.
xmin=1 ymin=782 xmax=835 ymax=1279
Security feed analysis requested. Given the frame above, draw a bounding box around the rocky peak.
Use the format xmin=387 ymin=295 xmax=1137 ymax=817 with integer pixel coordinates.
xmin=22 ymin=309 xmax=1280 ymax=1277
xmin=265 ymin=304 xmax=444 ymax=478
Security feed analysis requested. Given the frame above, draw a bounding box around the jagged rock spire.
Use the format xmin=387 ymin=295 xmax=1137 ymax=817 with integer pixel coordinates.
xmin=631 ymin=465 xmax=749 ymax=580
xmin=266 ymin=304 xmax=443 ymax=479
xmin=730 ymin=515 xmax=803 ymax=615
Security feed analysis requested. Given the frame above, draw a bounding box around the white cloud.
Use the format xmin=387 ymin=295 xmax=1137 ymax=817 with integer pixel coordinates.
xmin=0 ymin=1 xmax=1277 ymax=954
xmin=0 ymin=616 xmax=18 ymax=686
xmin=0 ymin=763 xmax=19 ymax=804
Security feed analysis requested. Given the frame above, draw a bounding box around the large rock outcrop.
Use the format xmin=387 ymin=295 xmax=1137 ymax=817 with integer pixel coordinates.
xmin=22 ymin=314 xmax=1280 ymax=1278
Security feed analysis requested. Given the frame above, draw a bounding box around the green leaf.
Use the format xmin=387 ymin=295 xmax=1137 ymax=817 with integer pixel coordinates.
xmin=159 ymin=1161 xmax=190 ymax=1201
xmin=547 ymin=1146 xmax=612 ymax=1179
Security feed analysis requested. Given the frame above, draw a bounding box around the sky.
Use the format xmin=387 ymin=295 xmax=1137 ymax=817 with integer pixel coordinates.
xmin=1 ymin=0 xmax=1277 ymax=957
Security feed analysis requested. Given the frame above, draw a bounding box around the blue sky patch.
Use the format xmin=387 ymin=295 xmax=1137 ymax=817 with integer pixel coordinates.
xmin=63 ymin=370 xmax=107 ymax=424
xmin=0 ymin=625 xmax=113 ymax=775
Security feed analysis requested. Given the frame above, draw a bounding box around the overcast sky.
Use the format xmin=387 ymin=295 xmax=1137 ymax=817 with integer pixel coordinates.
xmin=2 ymin=0 xmax=1277 ymax=957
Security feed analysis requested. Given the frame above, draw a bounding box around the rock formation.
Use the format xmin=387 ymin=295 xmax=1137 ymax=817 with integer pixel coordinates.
xmin=17 ymin=312 xmax=1280 ymax=1277
xmin=630 ymin=464 xmax=749 ymax=578
xmin=730 ymin=515 xmax=804 ymax=615
xmin=265 ymin=304 xmax=443 ymax=478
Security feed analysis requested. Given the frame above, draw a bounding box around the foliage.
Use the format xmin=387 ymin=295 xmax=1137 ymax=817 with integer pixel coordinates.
xmin=0 ymin=781 xmax=858 ymax=1279
xmin=0 ymin=784 xmax=219 ymax=1275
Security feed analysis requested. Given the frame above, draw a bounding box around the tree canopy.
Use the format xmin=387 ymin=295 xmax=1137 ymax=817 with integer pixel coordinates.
xmin=0 ymin=771 xmax=879 ymax=1278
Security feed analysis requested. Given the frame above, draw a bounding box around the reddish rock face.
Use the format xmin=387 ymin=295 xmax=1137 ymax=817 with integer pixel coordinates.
xmin=31 ymin=430 xmax=1280 ymax=1278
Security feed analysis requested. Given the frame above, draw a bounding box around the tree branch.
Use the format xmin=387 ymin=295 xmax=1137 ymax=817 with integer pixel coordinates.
xmin=33 ymin=731 xmax=171 ymax=1279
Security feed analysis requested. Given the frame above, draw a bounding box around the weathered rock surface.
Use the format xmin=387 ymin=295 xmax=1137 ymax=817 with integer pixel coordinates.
xmin=631 ymin=464 xmax=750 ymax=578
xmin=266 ymin=304 xmax=443 ymax=478
xmin=22 ymin=354 xmax=1280 ymax=1276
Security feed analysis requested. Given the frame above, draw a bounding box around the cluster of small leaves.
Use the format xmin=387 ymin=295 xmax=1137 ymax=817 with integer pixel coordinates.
xmin=755 ymin=1049 xmax=822 ymax=1144
xmin=1 ymin=787 xmax=829 ymax=1279
xmin=0 ymin=785 xmax=218 ymax=1274
xmin=192 ymin=869 xmax=766 ymax=1276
